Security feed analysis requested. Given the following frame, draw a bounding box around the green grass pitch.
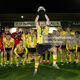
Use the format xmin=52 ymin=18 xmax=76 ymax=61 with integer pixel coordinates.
xmin=0 ymin=50 xmax=80 ymax=80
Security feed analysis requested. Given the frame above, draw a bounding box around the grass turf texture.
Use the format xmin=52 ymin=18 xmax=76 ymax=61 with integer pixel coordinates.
xmin=0 ymin=50 xmax=80 ymax=80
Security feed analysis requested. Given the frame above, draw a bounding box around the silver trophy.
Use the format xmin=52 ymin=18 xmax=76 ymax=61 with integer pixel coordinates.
xmin=38 ymin=6 xmax=46 ymax=17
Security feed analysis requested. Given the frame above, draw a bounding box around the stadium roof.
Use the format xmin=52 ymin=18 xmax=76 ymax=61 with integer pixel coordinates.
xmin=0 ymin=13 xmax=80 ymax=21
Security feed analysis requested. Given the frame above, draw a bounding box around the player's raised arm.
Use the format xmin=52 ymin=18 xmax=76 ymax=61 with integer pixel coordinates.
xmin=35 ymin=15 xmax=39 ymax=28
xmin=45 ymin=14 xmax=50 ymax=25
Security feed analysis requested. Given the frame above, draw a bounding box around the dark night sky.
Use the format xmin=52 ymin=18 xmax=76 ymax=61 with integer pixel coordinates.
xmin=0 ymin=0 xmax=80 ymax=13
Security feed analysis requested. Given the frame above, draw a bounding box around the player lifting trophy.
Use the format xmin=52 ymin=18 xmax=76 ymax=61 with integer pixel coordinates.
xmin=34 ymin=6 xmax=53 ymax=76
xmin=37 ymin=6 xmax=46 ymax=17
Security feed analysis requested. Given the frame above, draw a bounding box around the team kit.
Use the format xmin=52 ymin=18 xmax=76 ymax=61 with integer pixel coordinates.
xmin=0 ymin=6 xmax=80 ymax=76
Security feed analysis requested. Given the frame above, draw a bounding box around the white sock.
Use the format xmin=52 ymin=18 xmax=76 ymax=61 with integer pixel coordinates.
xmin=53 ymin=62 xmax=56 ymax=65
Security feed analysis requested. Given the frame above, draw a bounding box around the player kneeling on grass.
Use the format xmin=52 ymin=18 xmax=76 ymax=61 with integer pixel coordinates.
xmin=3 ymin=32 xmax=14 ymax=66
xmin=14 ymin=39 xmax=28 ymax=67
xmin=27 ymin=29 xmax=37 ymax=64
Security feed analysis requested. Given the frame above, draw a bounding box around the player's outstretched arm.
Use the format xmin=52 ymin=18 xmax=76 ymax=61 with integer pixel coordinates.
xmin=35 ymin=15 xmax=39 ymax=28
xmin=14 ymin=48 xmax=18 ymax=56
xmin=45 ymin=14 xmax=50 ymax=25
xmin=25 ymin=48 xmax=28 ymax=55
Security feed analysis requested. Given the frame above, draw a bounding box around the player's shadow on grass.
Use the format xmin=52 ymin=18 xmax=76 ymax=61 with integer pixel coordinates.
xmin=0 ymin=64 xmax=78 ymax=80
xmin=35 ymin=65 xmax=78 ymax=80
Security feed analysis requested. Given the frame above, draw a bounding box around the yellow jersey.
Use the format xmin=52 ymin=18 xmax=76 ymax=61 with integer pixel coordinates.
xmin=66 ymin=39 xmax=78 ymax=52
xmin=14 ymin=44 xmax=28 ymax=55
xmin=78 ymin=39 xmax=80 ymax=47
xmin=37 ymin=26 xmax=49 ymax=44
xmin=27 ymin=34 xmax=37 ymax=48
xmin=3 ymin=38 xmax=14 ymax=48
xmin=76 ymin=35 xmax=80 ymax=47
xmin=60 ymin=31 xmax=67 ymax=35
xmin=21 ymin=33 xmax=26 ymax=40
xmin=25 ymin=34 xmax=30 ymax=47
xmin=60 ymin=31 xmax=67 ymax=45
xmin=21 ymin=33 xmax=29 ymax=46
xmin=53 ymin=35 xmax=62 ymax=46
xmin=21 ymin=33 xmax=26 ymax=45
xmin=60 ymin=31 xmax=75 ymax=46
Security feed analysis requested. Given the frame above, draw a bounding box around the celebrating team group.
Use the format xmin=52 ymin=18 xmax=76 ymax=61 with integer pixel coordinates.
xmin=0 ymin=7 xmax=80 ymax=76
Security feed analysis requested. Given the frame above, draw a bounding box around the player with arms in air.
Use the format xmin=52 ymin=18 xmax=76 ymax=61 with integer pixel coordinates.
xmin=34 ymin=6 xmax=52 ymax=76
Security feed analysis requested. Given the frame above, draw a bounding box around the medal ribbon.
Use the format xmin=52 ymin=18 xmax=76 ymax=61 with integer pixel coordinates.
xmin=41 ymin=29 xmax=44 ymax=35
